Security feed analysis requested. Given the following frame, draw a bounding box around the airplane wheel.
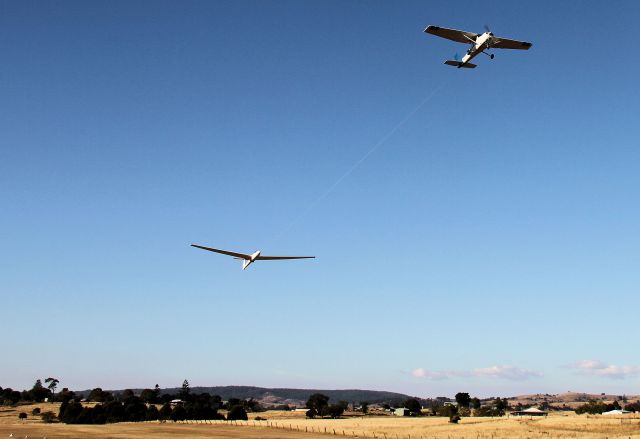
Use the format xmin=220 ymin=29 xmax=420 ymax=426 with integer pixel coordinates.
xmin=490 ymin=54 xmax=494 ymax=59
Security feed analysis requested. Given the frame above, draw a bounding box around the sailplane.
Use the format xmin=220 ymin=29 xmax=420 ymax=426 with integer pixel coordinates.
xmin=191 ymin=244 xmax=315 ymax=270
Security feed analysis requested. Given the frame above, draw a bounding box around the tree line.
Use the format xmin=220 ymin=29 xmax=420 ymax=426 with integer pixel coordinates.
xmin=1 ymin=378 xmax=59 ymax=405
xmin=2 ymin=379 xmax=255 ymax=424
xmin=575 ymin=399 xmax=640 ymax=415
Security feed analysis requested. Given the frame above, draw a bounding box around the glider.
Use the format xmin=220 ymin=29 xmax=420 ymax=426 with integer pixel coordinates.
xmin=424 ymin=25 xmax=532 ymax=69
xmin=191 ymin=244 xmax=315 ymax=270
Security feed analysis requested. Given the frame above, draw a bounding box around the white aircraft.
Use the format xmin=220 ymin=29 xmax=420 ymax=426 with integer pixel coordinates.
xmin=191 ymin=244 xmax=315 ymax=270
xmin=424 ymin=25 xmax=532 ymax=69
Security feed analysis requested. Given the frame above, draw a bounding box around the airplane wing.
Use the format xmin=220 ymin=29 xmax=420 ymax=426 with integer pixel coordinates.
xmin=191 ymin=244 xmax=251 ymax=260
xmin=424 ymin=25 xmax=478 ymax=44
xmin=492 ymin=37 xmax=532 ymax=50
xmin=256 ymin=255 xmax=315 ymax=260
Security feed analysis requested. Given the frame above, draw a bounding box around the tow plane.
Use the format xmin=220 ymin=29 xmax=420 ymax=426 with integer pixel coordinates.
xmin=424 ymin=25 xmax=532 ymax=68
xmin=191 ymin=244 xmax=315 ymax=270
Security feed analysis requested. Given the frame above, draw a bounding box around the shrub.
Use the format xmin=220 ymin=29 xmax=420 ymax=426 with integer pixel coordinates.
xmin=18 ymin=412 xmax=27 ymax=420
xmin=227 ymin=405 xmax=248 ymax=421
xmin=326 ymin=404 xmax=344 ymax=419
xmin=41 ymin=411 xmax=56 ymax=423
xmin=32 ymin=407 xmax=41 ymax=415
xmin=449 ymin=415 xmax=461 ymax=423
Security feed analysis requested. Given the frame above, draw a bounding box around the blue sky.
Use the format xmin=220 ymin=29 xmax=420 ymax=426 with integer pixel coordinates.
xmin=2 ymin=0 xmax=639 ymax=398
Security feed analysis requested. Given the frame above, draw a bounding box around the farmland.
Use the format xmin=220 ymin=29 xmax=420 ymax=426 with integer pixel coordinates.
xmin=2 ymin=404 xmax=639 ymax=439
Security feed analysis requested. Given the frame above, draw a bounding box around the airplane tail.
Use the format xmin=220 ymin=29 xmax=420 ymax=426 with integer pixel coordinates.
xmin=242 ymin=259 xmax=252 ymax=270
xmin=444 ymin=60 xmax=477 ymax=69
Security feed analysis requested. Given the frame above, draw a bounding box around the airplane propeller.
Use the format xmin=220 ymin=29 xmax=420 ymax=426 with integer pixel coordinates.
xmin=484 ymin=24 xmax=491 ymax=33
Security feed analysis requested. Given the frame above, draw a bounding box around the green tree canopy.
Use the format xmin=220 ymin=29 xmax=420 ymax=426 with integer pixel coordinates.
xmin=455 ymin=392 xmax=471 ymax=408
xmin=403 ymin=398 xmax=422 ymax=414
xmin=306 ymin=393 xmax=330 ymax=417
xmin=227 ymin=405 xmax=248 ymax=421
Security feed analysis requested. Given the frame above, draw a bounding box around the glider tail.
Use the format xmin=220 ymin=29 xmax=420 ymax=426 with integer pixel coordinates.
xmin=444 ymin=60 xmax=477 ymax=69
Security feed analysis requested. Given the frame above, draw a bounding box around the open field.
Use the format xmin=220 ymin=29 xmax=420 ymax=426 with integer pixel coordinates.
xmin=2 ymin=404 xmax=640 ymax=439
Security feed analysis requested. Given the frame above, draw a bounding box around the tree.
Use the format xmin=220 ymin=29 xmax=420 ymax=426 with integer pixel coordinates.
xmin=159 ymin=403 xmax=173 ymax=421
xmin=30 ymin=379 xmax=50 ymax=402
xmin=326 ymin=404 xmax=345 ymax=418
xmin=41 ymin=411 xmax=56 ymax=423
xmin=170 ymin=404 xmax=187 ymax=422
xmin=625 ymin=401 xmax=640 ymax=412
xmin=227 ymin=405 xmax=248 ymax=421
xmin=436 ymin=404 xmax=458 ymax=417
xmin=576 ymin=400 xmax=607 ymax=415
xmin=493 ymin=398 xmax=509 ymax=416
xmin=59 ymin=400 xmax=83 ymax=423
xmin=121 ymin=389 xmax=135 ymax=401
xmin=360 ymin=401 xmax=369 ymax=414
xmin=123 ymin=396 xmax=147 ymax=422
xmin=306 ymin=393 xmax=330 ymax=417
xmin=87 ymin=388 xmax=112 ymax=403
xmin=470 ymin=397 xmax=481 ymax=410
xmin=403 ymin=398 xmax=422 ymax=414
xmin=154 ymin=384 xmax=161 ymax=401
xmin=455 ymin=392 xmax=471 ymax=409
xmin=178 ymin=380 xmax=190 ymax=401
xmin=146 ymin=405 xmax=160 ymax=421
xmin=19 ymin=412 xmax=27 ymax=421
xmin=45 ymin=377 xmax=59 ymax=402
xmin=140 ymin=388 xmax=157 ymax=403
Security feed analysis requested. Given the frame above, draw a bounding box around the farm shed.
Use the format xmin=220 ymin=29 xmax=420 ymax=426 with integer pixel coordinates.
xmin=602 ymin=409 xmax=631 ymax=415
xmin=512 ymin=407 xmax=548 ymax=416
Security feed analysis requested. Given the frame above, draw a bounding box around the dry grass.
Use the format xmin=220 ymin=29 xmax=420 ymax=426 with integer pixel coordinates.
xmin=2 ymin=404 xmax=639 ymax=439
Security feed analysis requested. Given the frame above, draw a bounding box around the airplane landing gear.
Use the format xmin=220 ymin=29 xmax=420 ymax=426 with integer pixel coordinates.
xmin=490 ymin=54 xmax=495 ymax=59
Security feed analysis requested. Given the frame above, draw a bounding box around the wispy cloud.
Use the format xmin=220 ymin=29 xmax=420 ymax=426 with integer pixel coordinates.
xmin=411 ymin=365 xmax=541 ymax=381
xmin=411 ymin=368 xmax=459 ymax=380
xmin=567 ymin=360 xmax=640 ymax=379
xmin=473 ymin=365 xmax=542 ymax=380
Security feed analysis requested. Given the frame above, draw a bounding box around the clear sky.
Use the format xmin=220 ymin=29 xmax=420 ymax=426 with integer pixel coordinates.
xmin=2 ymin=0 xmax=639 ymax=398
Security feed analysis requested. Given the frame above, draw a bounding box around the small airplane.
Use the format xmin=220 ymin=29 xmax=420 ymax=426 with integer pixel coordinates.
xmin=191 ymin=244 xmax=315 ymax=270
xmin=424 ymin=25 xmax=532 ymax=69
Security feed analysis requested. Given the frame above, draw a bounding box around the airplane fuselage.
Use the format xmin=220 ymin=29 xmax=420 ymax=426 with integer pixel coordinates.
xmin=460 ymin=32 xmax=493 ymax=66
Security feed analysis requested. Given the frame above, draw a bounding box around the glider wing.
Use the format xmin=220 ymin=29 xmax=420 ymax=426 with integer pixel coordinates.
xmin=191 ymin=244 xmax=251 ymax=260
xmin=257 ymin=255 xmax=316 ymax=260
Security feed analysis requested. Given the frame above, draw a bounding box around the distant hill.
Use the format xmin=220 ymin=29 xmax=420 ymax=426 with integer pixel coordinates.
xmin=78 ymin=385 xmax=410 ymax=407
xmin=507 ymin=392 xmax=640 ymax=409
xmin=166 ymin=386 xmax=410 ymax=407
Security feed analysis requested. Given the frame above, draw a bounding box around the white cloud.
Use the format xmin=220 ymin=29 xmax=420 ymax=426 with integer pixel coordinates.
xmin=411 ymin=368 xmax=461 ymax=380
xmin=568 ymin=360 xmax=640 ymax=379
xmin=411 ymin=365 xmax=541 ymax=381
xmin=473 ymin=365 xmax=542 ymax=381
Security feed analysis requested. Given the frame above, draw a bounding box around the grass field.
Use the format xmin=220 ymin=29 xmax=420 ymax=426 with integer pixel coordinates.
xmin=2 ymin=404 xmax=639 ymax=438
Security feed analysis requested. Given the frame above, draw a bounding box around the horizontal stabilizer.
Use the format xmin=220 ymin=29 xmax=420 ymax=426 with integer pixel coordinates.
xmin=444 ymin=60 xmax=477 ymax=68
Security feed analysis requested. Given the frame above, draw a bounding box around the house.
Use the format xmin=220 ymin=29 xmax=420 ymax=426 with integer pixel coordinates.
xmin=393 ymin=408 xmax=410 ymax=416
